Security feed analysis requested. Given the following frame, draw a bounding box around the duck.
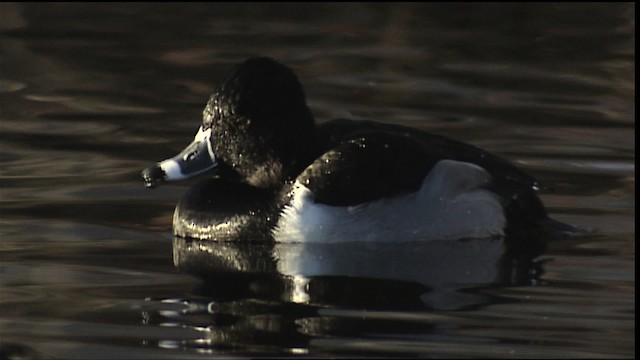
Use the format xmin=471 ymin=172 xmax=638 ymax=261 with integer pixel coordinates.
xmin=142 ymin=57 xmax=572 ymax=245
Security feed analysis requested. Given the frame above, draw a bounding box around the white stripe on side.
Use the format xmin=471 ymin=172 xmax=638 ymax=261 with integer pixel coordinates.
xmin=272 ymin=159 xmax=506 ymax=243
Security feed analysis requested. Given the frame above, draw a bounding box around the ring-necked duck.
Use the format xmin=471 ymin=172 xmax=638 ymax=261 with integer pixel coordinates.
xmin=142 ymin=57 xmax=572 ymax=244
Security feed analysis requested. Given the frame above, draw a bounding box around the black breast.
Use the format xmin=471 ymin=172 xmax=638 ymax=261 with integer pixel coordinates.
xmin=173 ymin=178 xmax=279 ymax=241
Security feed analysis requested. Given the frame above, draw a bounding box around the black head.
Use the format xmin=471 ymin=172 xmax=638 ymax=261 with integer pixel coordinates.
xmin=202 ymin=57 xmax=317 ymax=188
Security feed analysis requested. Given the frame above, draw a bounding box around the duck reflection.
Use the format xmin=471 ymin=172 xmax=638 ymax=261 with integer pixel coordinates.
xmin=140 ymin=235 xmax=546 ymax=354
xmin=173 ymin=233 xmax=545 ymax=310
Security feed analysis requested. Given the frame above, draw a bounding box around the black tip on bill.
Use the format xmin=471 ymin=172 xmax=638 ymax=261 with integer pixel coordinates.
xmin=141 ymin=166 xmax=166 ymax=189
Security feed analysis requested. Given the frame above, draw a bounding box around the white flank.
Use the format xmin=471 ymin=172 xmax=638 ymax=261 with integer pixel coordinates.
xmin=272 ymin=159 xmax=506 ymax=243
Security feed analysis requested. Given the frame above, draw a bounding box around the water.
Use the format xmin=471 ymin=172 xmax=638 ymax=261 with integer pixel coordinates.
xmin=0 ymin=3 xmax=634 ymax=359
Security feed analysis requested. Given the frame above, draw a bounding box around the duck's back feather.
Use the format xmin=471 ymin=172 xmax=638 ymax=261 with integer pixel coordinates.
xmin=304 ymin=119 xmax=548 ymax=232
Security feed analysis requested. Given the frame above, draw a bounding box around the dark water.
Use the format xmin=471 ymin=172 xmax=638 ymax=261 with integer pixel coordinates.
xmin=0 ymin=3 xmax=634 ymax=359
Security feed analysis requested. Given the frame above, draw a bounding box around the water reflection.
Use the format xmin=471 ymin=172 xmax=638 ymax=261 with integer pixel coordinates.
xmin=173 ymin=236 xmax=545 ymax=310
xmin=137 ymin=235 xmax=547 ymax=354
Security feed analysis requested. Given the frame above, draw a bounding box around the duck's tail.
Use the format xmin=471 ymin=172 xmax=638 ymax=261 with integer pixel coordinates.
xmin=535 ymin=216 xmax=588 ymax=238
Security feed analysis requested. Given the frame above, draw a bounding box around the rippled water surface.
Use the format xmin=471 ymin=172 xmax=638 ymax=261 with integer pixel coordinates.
xmin=0 ymin=3 xmax=634 ymax=359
